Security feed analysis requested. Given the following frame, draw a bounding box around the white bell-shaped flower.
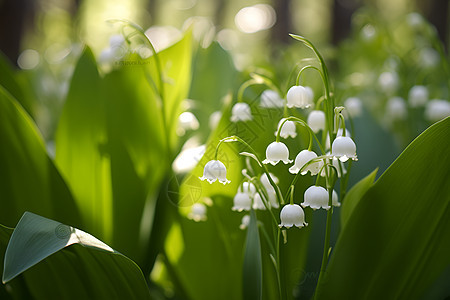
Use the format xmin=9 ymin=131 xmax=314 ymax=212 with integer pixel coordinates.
xmin=307 ymin=110 xmax=326 ymax=133
xmin=267 ymin=188 xmax=279 ymax=208
xmin=262 ymin=142 xmax=292 ymax=165
xmin=386 ymin=97 xmax=407 ymax=120
xmin=177 ymin=112 xmax=200 ymax=136
xmin=240 ymin=215 xmax=251 ymax=230
xmin=232 ymin=192 xmax=252 ymax=212
xmin=332 ymin=190 xmax=340 ymax=207
xmin=230 ymin=102 xmax=252 ymax=122
xmin=344 ymin=97 xmax=363 ymax=118
xmin=378 ymin=71 xmax=399 ymax=94
xmin=279 ymin=204 xmax=308 ymax=228
xmin=242 ymin=182 xmax=257 ymax=196
xmin=320 ymin=153 xmax=346 ymax=178
xmin=302 ymin=186 xmax=331 ymax=210
xmin=331 ymin=136 xmax=357 ymax=162
xmin=286 ymin=85 xmax=313 ymax=109
xmin=252 ymin=193 xmax=266 ymax=210
xmin=325 ymin=128 xmax=351 ymax=150
xmin=425 ymin=99 xmax=450 ymax=122
xmin=187 ymin=203 xmax=207 ymax=221
xmin=408 ymin=85 xmax=428 ymax=107
xmin=275 ymin=118 xmax=297 ymax=138
xmin=199 ymin=160 xmax=231 ymax=184
xmin=420 ymin=47 xmax=439 ymax=68
xmin=289 ymin=150 xmax=321 ymax=175
xmin=260 ymin=90 xmax=284 ymax=108
xmin=209 ymin=111 xmax=222 ymax=130
xmin=260 ymin=173 xmax=279 ymax=188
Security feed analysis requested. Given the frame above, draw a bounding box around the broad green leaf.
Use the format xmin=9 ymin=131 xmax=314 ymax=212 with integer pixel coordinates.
xmin=1 ymin=213 xmax=151 ymax=299
xmin=0 ymin=52 xmax=33 ymax=116
xmin=54 ymin=47 xmax=112 ymax=242
xmin=340 ymin=168 xmax=378 ymax=229
xmin=0 ymin=86 xmax=81 ymax=228
xmin=55 ymin=35 xmax=193 ymax=264
xmin=3 ymin=212 xmax=113 ymax=283
xmin=315 ymin=117 xmax=450 ymax=299
xmin=242 ymin=210 xmax=262 ymax=300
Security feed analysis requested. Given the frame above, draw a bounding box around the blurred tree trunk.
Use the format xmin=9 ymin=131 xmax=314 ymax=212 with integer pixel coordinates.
xmin=422 ymin=0 xmax=449 ymax=52
xmin=331 ymin=0 xmax=360 ymax=45
xmin=0 ymin=0 xmax=35 ymax=67
xmin=271 ymin=0 xmax=292 ymax=44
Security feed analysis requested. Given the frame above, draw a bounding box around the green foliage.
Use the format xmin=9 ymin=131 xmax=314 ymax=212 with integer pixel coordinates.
xmin=0 ymin=86 xmax=81 ymax=228
xmin=315 ymin=117 xmax=450 ymax=299
xmin=55 ymin=33 xmax=192 ymax=263
xmin=243 ymin=210 xmax=262 ymax=300
xmin=1 ymin=213 xmax=151 ymax=299
xmin=340 ymin=168 xmax=378 ymax=229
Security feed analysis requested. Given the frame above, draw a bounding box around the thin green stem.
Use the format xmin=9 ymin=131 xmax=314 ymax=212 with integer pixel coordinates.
xmin=314 ymin=188 xmax=334 ymax=300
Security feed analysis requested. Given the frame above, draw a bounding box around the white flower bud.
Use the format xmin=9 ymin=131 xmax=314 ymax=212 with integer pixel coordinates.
xmin=286 ymin=85 xmax=313 ymax=109
xmin=188 ymin=203 xmax=207 ymax=221
xmin=302 ymin=186 xmax=330 ymax=210
xmin=307 ymin=110 xmax=326 ymax=133
xmin=199 ymin=160 xmax=230 ymax=184
xmin=408 ymin=85 xmax=428 ymax=107
xmin=260 ymin=90 xmax=284 ymax=108
xmin=331 ymin=136 xmax=357 ymax=162
xmin=289 ymin=150 xmax=321 ymax=175
xmin=279 ymin=204 xmax=308 ymax=228
xmin=232 ymin=192 xmax=252 ymax=212
xmin=262 ymin=142 xmax=292 ymax=165
xmin=275 ymin=118 xmax=297 ymax=138
xmin=230 ymin=102 xmax=252 ymax=122
xmin=425 ymin=99 xmax=450 ymax=122
xmin=387 ymin=97 xmax=407 ymax=120
xmin=344 ymin=97 xmax=363 ymax=118
xmin=378 ymin=71 xmax=399 ymax=94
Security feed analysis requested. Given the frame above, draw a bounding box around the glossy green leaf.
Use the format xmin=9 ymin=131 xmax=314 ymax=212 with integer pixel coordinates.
xmin=55 ymin=34 xmax=192 ymax=263
xmin=340 ymin=168 xmax=378 ymax=229
xmin=3 ymin=212 xmax=113 ymax=283
xmin=0 ymin=86 xmax=81 ymax=228
xmin=243 ymin=210 xmax=262 ymax=300
xmin=315 ymin=117 xmax=450 ymax=299
xmin=1 ymin=213 xmax=151 ymax=299
xmin=0 ymin=52 xmax=33 ymax=116
xmin=54 ymin=47 xmax=112 ymax=242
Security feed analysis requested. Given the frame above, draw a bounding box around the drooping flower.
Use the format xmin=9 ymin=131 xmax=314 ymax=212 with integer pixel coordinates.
xmin=209 ymin=111 xmax=222 ymax=130
xmin=260 ymin=90 xmax=284 ymax=108
xmin=302 ymin=186 xmax=330 ymax=210
xmin=289 ymin=150 xmax=321 ymax=175
xmin=307 ymin=110 xmax=326 ymax=133
xmin=242 ymin=182 xmax=257 ymax=196
xmin=378 ymin=71 xmax=399 ymax=94
xmin=275 ymin=118 xmax=297 ymax=138
xmin=331 ymin=136 xmax=357 ymax=162
xmin=232 ymin=191 xmax=252 ymax=212
xmin=320 ymin=153 xmax=346 ymax=178
xmin=177 ymin=112 xmax=200 ymax=136
xmin=286 ymin=85 xmax=313 ymax=109
xmin=199 ymin=160 xmax=230 ymax=184
xmin=260 ymin=173 xmax=279 ymax=188
xmin=332 ymin=190 xmax=340 ymax=207
xmin=386 ymin=97 xmax=407 ymax=120
xmin=230 ymin=103 xmax=252 ymax=122
xmin=344 ymin=97 xmax=363 ymax=118
xmin=419 ymin=47 xmax=439 ymax=68
xmin=240 ymin=215 xmax=251 ymax=230
xmin=408 ymin=85 xmax=428 ymax=107
xmin=252 ymin=193 xmax=266 ymax=210
xmin=425 ymin=99 xmax=450 ymax=122
xmin=187 ymin=203 xmax=207 ymax=221
xmin=262 ymin=142 xmax=292 ymax=165
xmin=279 ymin=204 xmax=308 ymax=228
